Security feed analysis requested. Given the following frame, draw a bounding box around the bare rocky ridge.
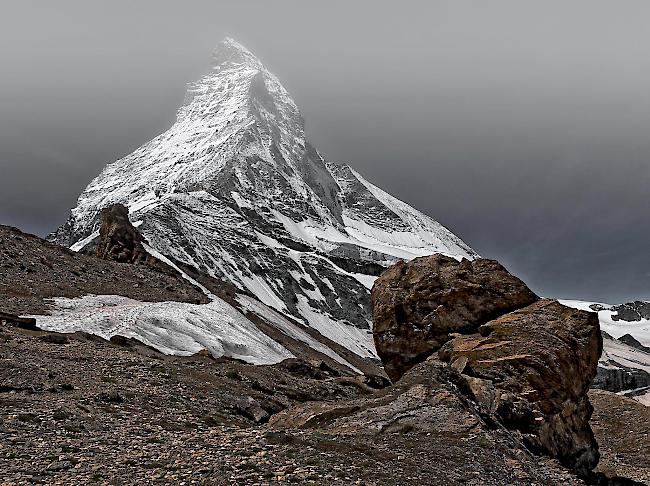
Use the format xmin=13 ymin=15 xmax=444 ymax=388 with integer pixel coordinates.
xmin=617 ymin=334 xmax=650 ymax=354
xmin=0 ymin=225 xmax=207 ymax=315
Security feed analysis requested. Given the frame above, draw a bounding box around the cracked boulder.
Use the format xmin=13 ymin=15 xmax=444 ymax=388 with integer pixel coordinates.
xmin=438 ymin=299 xmax=603 ymax=477
xmin=371 ymin=254 xmax=538 ymax=382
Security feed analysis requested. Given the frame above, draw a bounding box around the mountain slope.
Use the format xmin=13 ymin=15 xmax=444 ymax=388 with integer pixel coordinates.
xmin=1 ymin=225 xmax=379 ymax=374
xmin=50 ymin=38 xmax=477 ymax=357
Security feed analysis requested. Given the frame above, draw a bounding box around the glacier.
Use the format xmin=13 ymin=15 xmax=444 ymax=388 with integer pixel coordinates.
xmin=49 ymin=38 xmax=477 ymax=359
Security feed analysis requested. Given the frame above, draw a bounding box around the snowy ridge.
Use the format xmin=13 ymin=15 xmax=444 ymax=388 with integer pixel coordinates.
xmin=560 ymin=300 xmax=650 ymax=347
xmin=50 ymin=38 xmax=477 ymax=359
xmin=561 ymin=299 xmax=650 ymax=405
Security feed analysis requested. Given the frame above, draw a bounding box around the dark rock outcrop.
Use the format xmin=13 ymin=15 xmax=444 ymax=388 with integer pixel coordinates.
xmin=270 ymin=356 xmax=595 ymax=484
xmin=371 ymin=254 xmax=538 ymax=381
xmin=96 ymin=204 xmax=149 ymax=264
xmin=593 ymin=362 xmax=650 ymax=394
xmin=617 ymin=333 xmax=650 ymax=353
xmin=0 ymin=311 xmax=38 ymax=330
xmin=371 ymin=255 xmax=605 ymax=478
xmin=438 ymin=299 xmax=602 ymax=476
xmin=610 ymin=301 xmax=650 ymax=322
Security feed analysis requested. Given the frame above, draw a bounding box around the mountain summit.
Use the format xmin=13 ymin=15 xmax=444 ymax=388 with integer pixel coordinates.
xmin=50 ymin=38 xmax=476 ymax=357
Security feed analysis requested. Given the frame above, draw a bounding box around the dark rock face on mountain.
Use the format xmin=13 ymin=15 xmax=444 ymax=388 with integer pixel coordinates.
xmin=438 ymin=299 xmax=602 ymax=477
xmin=593 ymin=362 xmax=650 ymax=394
xmin=371 ymin=254 xmax=538 ymax=381
xmin=96 ymin=204 xmax=149 ymax=264
xmin=618 ymin=333 xmax=650 ymax=353
xmin=610 ymin=301 xmax=650 ymax=322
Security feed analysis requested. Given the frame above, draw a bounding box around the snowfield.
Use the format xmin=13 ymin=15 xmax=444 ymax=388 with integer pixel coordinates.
xmin=31 ymin=295 xmax=293 ymax=365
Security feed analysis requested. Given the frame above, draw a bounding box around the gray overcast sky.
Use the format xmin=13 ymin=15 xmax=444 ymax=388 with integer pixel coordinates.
xmin=1 ymin=1 xmax=649 ymax=303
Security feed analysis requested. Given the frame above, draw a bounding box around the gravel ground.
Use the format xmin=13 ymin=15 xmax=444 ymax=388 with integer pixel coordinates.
xmin=0 ymin=323 xmax=609 ymax=486
xmin=590 ymin=389 xmax=650 ymax=484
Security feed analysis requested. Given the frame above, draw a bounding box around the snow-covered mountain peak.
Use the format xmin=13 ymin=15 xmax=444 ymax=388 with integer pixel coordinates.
xmin=211 ymin=37 xmax=264 ymax=69
xmin=51 ymin=40 xmax=477 ymax=359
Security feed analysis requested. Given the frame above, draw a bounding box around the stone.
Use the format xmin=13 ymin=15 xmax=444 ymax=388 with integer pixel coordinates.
xmin=438 ymin=299 xmax=602 ymax=477
xmin=40 ymin=334 xmax=69 ymax=344
xmin=234 ymin=396 xmax=270 ymax=424
xmin=95 ymin=204 xmax=149 ymax=264
xmin=109 ymin=335 xmax=132 ymax=347
xmin=0 ymin=311 xmax=39 ymax=330
xmin=371 ymin=254 xmax=538 ymax=381
xmin=99 ymin=390 xmax=124 ymax=404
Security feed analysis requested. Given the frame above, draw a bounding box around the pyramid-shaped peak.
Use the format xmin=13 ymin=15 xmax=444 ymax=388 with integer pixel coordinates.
xmin=211 ymin=37 xmax=262 ymax=69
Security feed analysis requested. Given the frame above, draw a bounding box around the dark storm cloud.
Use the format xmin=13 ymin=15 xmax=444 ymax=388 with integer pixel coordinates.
xmin=1 ymin=0 xmax=649 ymax=302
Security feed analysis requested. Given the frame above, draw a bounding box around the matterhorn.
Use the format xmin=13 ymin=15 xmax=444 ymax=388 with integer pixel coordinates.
xmin=50 ymin=38 xmax=476 ymax=358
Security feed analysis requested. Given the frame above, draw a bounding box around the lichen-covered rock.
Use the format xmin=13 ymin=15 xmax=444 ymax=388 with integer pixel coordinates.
xmin=96 ymin=204 xmax=149 ymax=264
xmin=371 ymin=254 xmax=538 ymax=381
xmin=438 ymin=299 xmax=603 ymax=477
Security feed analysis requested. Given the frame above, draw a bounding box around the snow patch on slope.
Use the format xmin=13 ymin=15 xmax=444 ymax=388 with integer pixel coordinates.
xmin=237 ymin=295 xmax=361 ymax=373
xmin=32 ymin=295 xmax=293 ymax=365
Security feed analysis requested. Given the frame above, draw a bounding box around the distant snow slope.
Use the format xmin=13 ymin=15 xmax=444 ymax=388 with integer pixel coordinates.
xmin=561 ymin=299 xmax=650 ymax=405
xmin=50 ymin=38 xmax=476 ymax=358
xmin=560 ymin=300 xmax=650 ymax=347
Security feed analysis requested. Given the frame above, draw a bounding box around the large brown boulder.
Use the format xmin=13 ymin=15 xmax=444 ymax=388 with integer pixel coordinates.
xmin=269 ymin=357 xmax=588 ymax=484
xmin=438 ymin=299 xmax=603 ymax=476
xmin=372 ymin=254 xmax=538 ymax=381
xmin=96 ymin=204 xmax=149 ymax=264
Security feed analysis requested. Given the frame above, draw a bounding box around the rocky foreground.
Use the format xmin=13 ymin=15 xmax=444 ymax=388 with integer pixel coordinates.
xmin=2 ymin=322 xmax=646 ymax=485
